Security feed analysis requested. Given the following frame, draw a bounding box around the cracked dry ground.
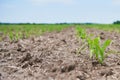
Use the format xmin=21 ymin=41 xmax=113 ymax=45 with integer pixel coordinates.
xmin=0 ymin=27 xmax=120 ymax=80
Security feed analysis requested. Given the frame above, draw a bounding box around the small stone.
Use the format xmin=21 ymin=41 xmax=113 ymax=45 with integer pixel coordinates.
xmin=52 ymin=68 xmax=57 ymax=72
xmin=117 ymin=61 xmax=120 ymax=65
xmin=67 ymin=64 xmax=75 ymax=72
xmin=100 ymin=32 xmax=105 ymax=40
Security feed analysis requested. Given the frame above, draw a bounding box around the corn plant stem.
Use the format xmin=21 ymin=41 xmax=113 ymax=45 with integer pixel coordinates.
xmin=77 ymin=39 xmax=88 ymax=54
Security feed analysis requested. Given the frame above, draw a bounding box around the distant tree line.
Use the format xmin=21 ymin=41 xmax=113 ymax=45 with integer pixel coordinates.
xmin=0 ymin=22 xmax=37 ymax=25
xmin=0 ymin=21 xmax=120 ymax=25
xmin=0 ymin=23 xmax=49 ymax=25
xmin=0 ymin=22 xmax=96 ymax=25
xmin=113 ymin=20 xmax=120 ymax=24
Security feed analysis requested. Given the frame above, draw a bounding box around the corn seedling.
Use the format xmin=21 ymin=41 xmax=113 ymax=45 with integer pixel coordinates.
xmin=76 ymin=27 xmax=88 ymax=54
xmin=87 ymin=37 xmax=111 ymax=64
xmin=9 ymin=32 xmax=14 ymax=41
xmin=76 ymin=26 xmax=111 ymax=64
xmin=76 ymin=27 xmax=87 ymax=39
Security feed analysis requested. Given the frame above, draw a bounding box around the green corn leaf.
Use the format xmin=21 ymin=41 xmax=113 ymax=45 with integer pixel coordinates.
xmin=94 ymin=43 xmax=99 ymax=60
xmin=94 ymin=37 xmax=100 ymax=45
xmin=102 ymin=39 xmax=111 ymax=51
xmin=90 ymin=49 xmax=93 ymax=58
xmin=98 ymin=46 xmax=104 ymax=63
xmin=76 ymin=27 xmax=86 ymax=39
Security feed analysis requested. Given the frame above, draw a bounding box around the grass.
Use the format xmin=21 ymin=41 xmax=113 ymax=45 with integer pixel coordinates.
xmin=0 ymin=24 xmax=70 ymax=41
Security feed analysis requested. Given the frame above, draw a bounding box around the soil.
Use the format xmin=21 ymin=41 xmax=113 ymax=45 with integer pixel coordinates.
xmin=0 ymin=27 xmax=120 ymax=80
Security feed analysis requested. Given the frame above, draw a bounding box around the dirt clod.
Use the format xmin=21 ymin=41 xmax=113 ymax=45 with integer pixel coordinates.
xmin=100 ymin=32 xmax=105 ymax=40
xmin=19 ymin=53 xmax=32 ymax=63
xmin=60 ymin=62 xmax=76 ymax=73
xmin=100 ymin=69 xmax=114 ymax=77
xmin=76 ymin=75 xmax=86 ymax=80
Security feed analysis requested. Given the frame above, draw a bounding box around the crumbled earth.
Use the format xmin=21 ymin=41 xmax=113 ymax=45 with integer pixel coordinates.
xmin=0 ymin=27 xmax=120 ymax=80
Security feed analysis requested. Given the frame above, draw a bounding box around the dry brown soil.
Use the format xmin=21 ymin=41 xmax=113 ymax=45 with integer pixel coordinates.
xmin=0 ymin=27 xmax=120 ymax=80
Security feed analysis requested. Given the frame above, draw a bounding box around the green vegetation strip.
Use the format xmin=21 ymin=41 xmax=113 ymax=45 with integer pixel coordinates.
xmin=0 ymin=24 xmax=70 ymax=41
xmin=76 ymin=24 xmax=120 ymax=33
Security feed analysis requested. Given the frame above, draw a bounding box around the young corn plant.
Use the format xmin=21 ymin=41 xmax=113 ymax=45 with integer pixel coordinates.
xmin=87 ymin=37 xmax=111 ymax=64
xmin=76 ymin=27 xmax=88 ymax=54
xmin=76 ymin=27 xmax=87 ymax=39
xmin=9 ymin=32 xmax=14 ymax=41
xmin=76 ymin=26 xmax=111 ymax=64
